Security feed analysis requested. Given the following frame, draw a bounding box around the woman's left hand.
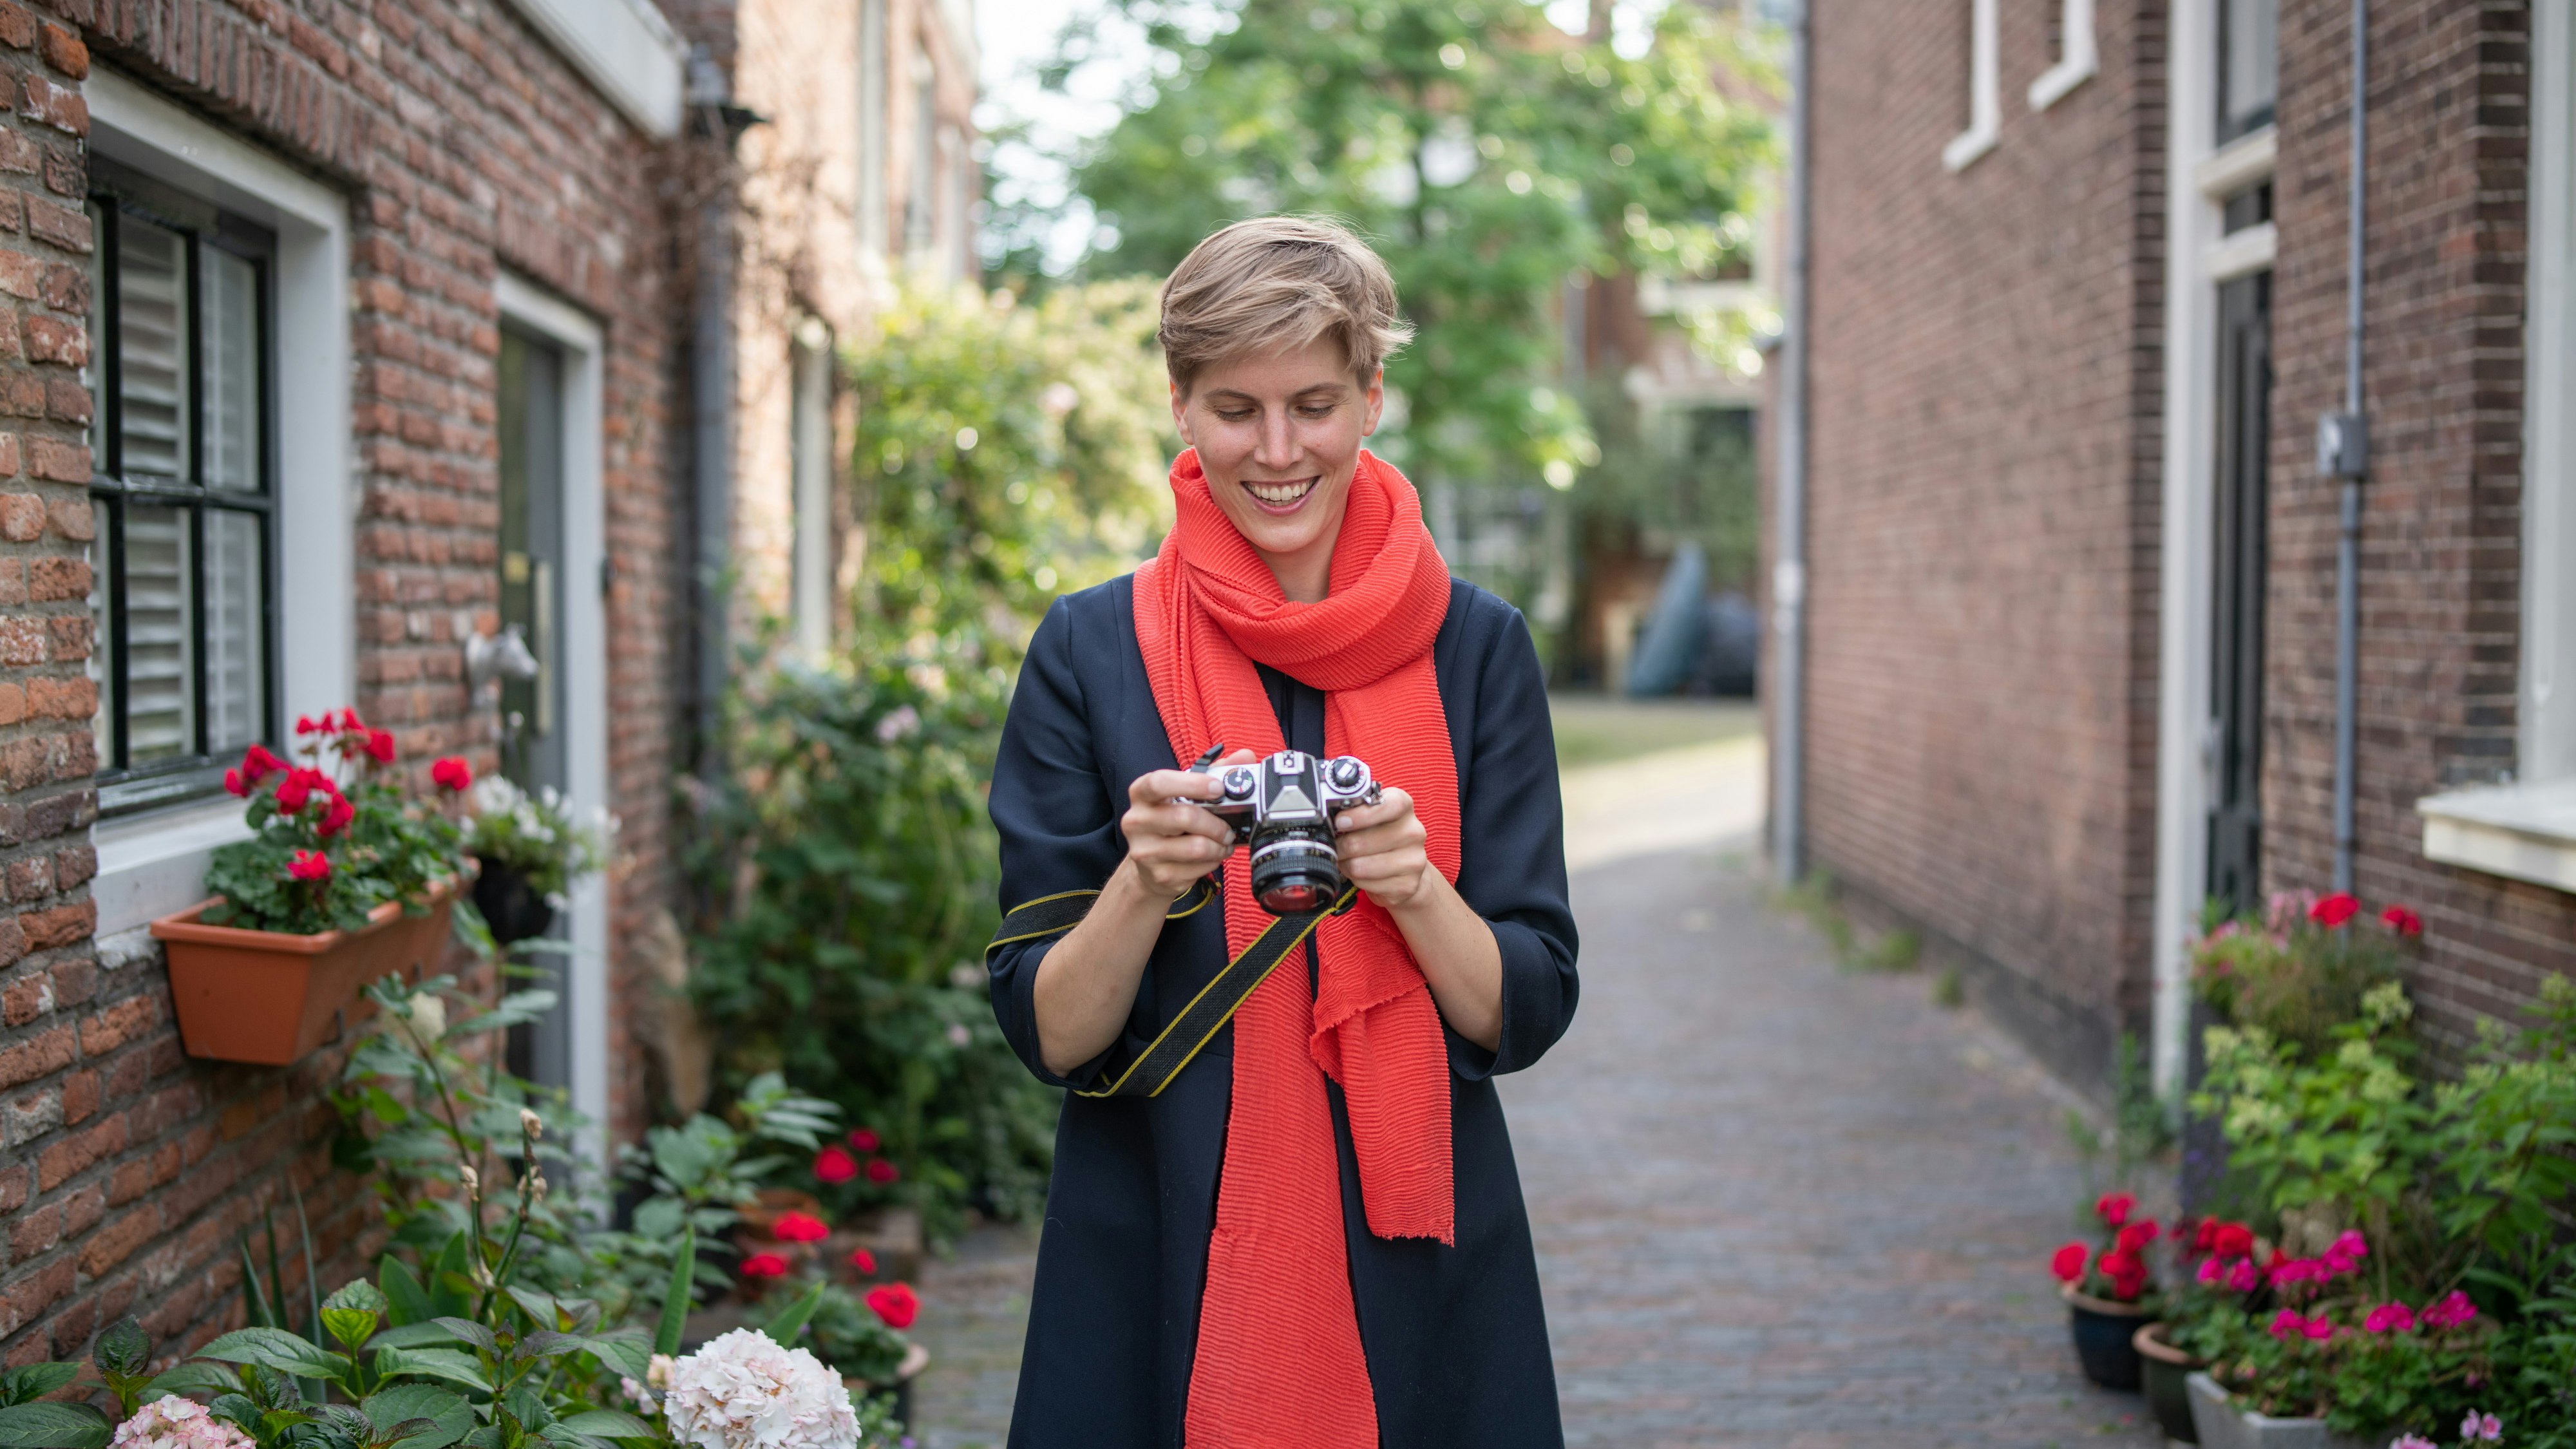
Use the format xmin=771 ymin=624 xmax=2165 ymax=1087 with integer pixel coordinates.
xmin=1335 ymin=786 xmax=1438 ymax=911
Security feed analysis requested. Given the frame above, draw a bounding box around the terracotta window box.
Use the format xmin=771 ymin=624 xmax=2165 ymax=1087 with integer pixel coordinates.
xmin=149 ymin=879 xmax=459 ymax=1066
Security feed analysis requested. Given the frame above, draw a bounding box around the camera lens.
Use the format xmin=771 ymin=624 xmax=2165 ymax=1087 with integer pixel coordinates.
xmin=1248 ymin=826 xmax=1343 ymax=914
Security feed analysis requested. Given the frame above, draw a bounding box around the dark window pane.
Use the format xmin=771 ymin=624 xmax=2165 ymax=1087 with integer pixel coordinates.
xmin=88 ymin=500 xmax=115 ymax=767
xmin=122 ymin=503 xmax=195 ymax=762
xmin=203 ymin=247 xmax=260 ymax=493
xmin=86 ymin=201 xmax=107 ymax=473
xmin=116 ymin=218 xmax=191 ymax=481
xmin=2222 ymin=0 xmax=2278 ymax=138
xmin=205 ymin=506 xmax=263 ymax=753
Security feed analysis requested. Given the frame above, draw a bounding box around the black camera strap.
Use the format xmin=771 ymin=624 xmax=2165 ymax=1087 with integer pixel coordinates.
xmin=984 ymin=875 xmax=1357 ymax=1099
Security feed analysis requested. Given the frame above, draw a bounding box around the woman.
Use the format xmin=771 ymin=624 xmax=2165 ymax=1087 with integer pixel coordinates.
xmin=987 ymin=215 xmax=1578 ymax=1449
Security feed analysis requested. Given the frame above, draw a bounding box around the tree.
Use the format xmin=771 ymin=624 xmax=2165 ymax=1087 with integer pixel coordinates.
xmin=1053 ymin=0 xmax=1775 ymax=491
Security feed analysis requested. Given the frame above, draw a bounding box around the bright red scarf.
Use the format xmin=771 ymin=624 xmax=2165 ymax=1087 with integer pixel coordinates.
xmin=1132 ymin=448 xmax=1457 ymax=1447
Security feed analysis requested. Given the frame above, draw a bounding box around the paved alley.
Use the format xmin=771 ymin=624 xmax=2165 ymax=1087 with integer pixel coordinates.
xmin=907 ymin=730 xmax=2157 ymax=1447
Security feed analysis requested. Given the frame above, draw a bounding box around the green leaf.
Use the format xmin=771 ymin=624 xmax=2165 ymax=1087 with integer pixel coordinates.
xmin=0 ymin=1366 xmax=79 ymax=1410
xmin=362 ymin=1385 xmax=472 ymax=1449
xmin=0 ymin=1404 xmax=108 ymax=1449
xmin=756 ymin=1282 xmax=825 ymax=1347
xmin=139 ymin=1365 xmax=240 ymax=1400
xmin=511 ymin=1332 xmax=582 ymax=1363
xmin=429 ymin=1318 xmax=497 ymax=1356
xmin=369 ymin=1349 xmax=491 ymax=1394
xmin=93 ymin=1320 xmax=150 ymax=1378
xmin=576 ymin=1331 xmax=651 ymax=1383
xmin=428 ymin=1235 xmax=473 ymax=1319
xmin=551 ymin=1412 xmax=654 ymax=1442
xmin=323 ymin=1307 xmax=383 ymax=1354
xmin=368 ymin=1323 xmax=463 ymax=1350
xmin=196 ymin=1327 xmax=344 ymax=1379
xmin=652 ymin=1227 xmax=694 ymax=1359
xmin=502 ymin=1287 xmax=564 ymax=1332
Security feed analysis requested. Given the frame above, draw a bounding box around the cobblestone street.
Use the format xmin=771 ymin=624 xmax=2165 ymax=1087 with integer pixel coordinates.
xmin=907 ymin=731 xmax=2159 ymax=1447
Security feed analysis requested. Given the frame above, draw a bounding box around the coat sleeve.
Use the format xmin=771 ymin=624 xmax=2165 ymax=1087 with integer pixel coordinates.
xmin=986 ymin=595 xmax=1127 ymax=1089
xmin=1447 ymin=604 xmax=1580 ymax=1080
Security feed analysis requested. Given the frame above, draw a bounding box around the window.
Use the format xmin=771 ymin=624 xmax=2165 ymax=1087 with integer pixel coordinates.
xmin=2524 ymin=0 xmax=2575 ymax=785
xmin=86 ymin=158 xmax=277 ymax=815
xmin=2219 ymin=0 xmax=2278 ymax=144
xmin=1942 ymin=0 xmax=2000 ymax=171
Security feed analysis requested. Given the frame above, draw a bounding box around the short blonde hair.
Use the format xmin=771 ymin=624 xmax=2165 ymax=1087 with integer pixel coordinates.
xmin=1158 ymin=216 xmax=1413 ymax=395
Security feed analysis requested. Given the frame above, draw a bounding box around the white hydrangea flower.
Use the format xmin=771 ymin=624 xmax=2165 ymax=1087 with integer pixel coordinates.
xmin=665 ymin=1329 xmax=859 ymax=1449
xmin=468 ymin=775 xmax=527 ymax=819
xmin=113 ymin=1396 xmax=256 ymax=1449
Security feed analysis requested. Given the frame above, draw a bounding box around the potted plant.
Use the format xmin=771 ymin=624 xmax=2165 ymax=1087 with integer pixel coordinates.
xmin=2052 ymin=1191 xmax=2164 ymax=1390
xmin=148 ymin=710 xmax=475 ymax=1065
xmin=461 ymin=773 xmax=612 ymax=945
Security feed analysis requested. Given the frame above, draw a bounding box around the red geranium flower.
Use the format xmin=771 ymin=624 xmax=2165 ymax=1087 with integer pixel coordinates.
xmin=848 ymin=1247 xmax=878 ymax=1276
xmin=337 ymin=707 xmax=364 ymax=732
xmin=772 ymin=1211 xmax=829 ymax=1244
xmin=2191 ymin=1218 xmax=2218 ymax=1253
xmin=864 ymin=1282 xmax=919 ymax=1330
xmin=365 ymin=728 xmax=397 ymax=764
xmin=2116 ymin=1220 xmax=2159 ymax=1253
xmin=813 ymin=1146 xmax=858 ymax=1184
xmin=431 ymin=757 xmax=473 ymax=792
xmin=2094 ymin=1192 xmax=2135 ymax=1228
xmin=317 ymin=795 xmax=357 ymax=839
xmin=2213 ymin=1222 xmax=2254 ymax=1260
xmin=241 ymin=743 xmax=288 ymax=783
xmin=865 ymin=1157 xmax=900 ymax=1186
xmin=739 ymin=1253 xmax=790 ymax=1280
xmin=295 ymin=715 xmax=323 ymax=735
xmin=288 ymin=849 xmax=331 ymax=883
xmin=2381 ymin=905 xmax=2423 ymax=937
xmin=224 ymin=768 xmax=248 ymax=797
xmin=848 ymin=1128 xmax=882 ymax=1153
xmin=2309 ymin=892 xmax=2361 ymax=927
xmin=2050 ymin=1243 xmax=2088 ymax=1282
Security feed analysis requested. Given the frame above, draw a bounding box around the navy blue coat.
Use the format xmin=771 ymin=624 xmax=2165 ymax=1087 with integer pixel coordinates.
xmin=987 ymin=573 xmax=1578 ymax=1448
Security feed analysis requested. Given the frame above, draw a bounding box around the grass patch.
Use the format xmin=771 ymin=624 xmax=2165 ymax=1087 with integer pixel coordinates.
xmin=1931 ymin=965 xmax=1965 ymax=1009
xmin=1550 ymin=694 xmax=1759 ymax=769
xmin=1772 ymin=871 xmax=1921 ymax=972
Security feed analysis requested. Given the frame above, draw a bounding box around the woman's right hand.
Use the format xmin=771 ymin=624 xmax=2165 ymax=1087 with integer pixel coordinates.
xmin=1121 ymin=748 xmax=1257 ymax=897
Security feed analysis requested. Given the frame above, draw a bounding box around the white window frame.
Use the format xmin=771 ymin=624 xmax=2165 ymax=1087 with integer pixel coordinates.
xmin=789 ymin=319 xmax=833 ymax=659
xmin=1944 ymin=0 xmax=2001 ymax=171
xmin=86 ymin=68 xmax=352 ymax=940
xmin=494 ymin=272 xmax=614 ymax=1160
xmin=2413 ymin=1 xmax=2576 ymax=893
xmin=2029 ymin=0 xmax=2098 ymax=111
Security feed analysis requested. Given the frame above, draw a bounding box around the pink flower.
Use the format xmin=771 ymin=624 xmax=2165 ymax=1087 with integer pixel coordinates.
xmin=2461 ymin=1411 xmax=2502 ymax=1442
xmin=431 ymin=757 xmax=473 ymax=792
xmin=2321 ymin=1230 xmax=2369 ymax=1274
xmin=287 ymin=849 xmax=331 ymax=883
xmin=848 ymin=1246 xmax=877 ymax=1275
xmin=848 ymin=1128 xmax=881 ymax=1153
xmin=2270 ymin=1257 xmax=2325 ymax=1287
xmin=2423 ymin=1291 xmax=2478 ymax=1329
xmin=2310 ymin=892 xmax=2362 ymax=927
xmin=738 ymin=1252 xmax=789 ymax=1280
xmin=2196 ymin=1256 xmax=2223 ymax=1285
xmin=865 ymin=1157 xmax=900 ymax=1186
xmin=2381 ymin=904 xmax=2423 ymax=936
xmin=2228 ymin=1258 xmax=2259 ymax=1293
xmin=2052 ymin=1243 xmax=2088 ymax=1283
xmin=771 ymin=1211 xmax=829 ymax=1244
xmin=2268 ymin=1309 xmax=2306 ymax=1341
xmin=2303 ymin=1315 xmax=2334 ymax=1341
xmin=2094 ymin=1192 xmax=2135 ymax=1228
xmin=813 ymin=1146 xmax=858 ymax=1183
xmin=2391 ymin=1437 xmax=2437 ymax=1449
xmin=2362 ymin=1302 xmax=2416 ymax=1334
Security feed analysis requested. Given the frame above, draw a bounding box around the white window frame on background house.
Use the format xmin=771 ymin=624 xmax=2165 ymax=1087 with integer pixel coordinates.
xmin=85 ymin=68 xmax=353 ymax=945
xmin=493 ymin=272 xmax=614 ymax=1159
xmin=2414 ymin=2 xmax=2576 ymax=893
xmin=789 ymin=319 xmax=833 ymax=658
xmin=2029 ymin=0 xmax=2098 ymax=111
xmin=1944 ymin=0 xmax=2000 ymax=171
xmin=2149 ymin=0 xmax=2279 ymax=1097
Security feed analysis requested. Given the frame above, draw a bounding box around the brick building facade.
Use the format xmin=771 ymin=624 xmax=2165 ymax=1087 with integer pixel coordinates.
xmin=1786 ymin=0 xmax=2575 ymax=1096
xmin=0 ymin=0 xmax=978 ymax=1369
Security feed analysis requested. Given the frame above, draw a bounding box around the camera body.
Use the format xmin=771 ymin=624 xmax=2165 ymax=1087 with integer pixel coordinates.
xmin=1186 ymin=747 xmax=1381 ymax=914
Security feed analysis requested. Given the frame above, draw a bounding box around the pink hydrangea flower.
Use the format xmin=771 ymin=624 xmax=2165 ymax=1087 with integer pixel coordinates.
xmin=113 ymin=1397 xmax=256 ymax=1449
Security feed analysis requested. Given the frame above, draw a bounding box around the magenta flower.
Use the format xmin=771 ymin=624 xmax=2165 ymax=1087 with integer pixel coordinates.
xmin=2362 ymin=1302 xmax=2415 ymax=1334
xmin=2460 ymin=1410 xmax=2502 ymax=1442
xmin=2423 ymin=1291 xmax=2479 ymax=1330
xmin=2228 ymin=1258 xmax=2259 ymax=1293
xmin=2320 ymin=1229 xmax=2368 ymax=1275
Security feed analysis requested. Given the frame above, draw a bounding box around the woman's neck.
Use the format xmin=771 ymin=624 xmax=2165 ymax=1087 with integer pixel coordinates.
xmin=1259 ymin=542 xmax=1334 ymax=603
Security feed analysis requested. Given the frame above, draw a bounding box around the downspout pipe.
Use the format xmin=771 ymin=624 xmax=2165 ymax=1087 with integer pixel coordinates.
xmin=1770 ymin=0 xmax=1812 ymax=883
xmin=2325 ymin=0 xmax=2369 ymax=892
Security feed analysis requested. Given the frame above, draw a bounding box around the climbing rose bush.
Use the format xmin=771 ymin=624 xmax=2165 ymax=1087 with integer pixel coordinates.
xmin=663 ymin=1329 xmax=860 ymax=1449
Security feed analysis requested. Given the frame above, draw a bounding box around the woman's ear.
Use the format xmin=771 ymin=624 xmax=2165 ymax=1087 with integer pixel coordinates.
xmin=1361 ymin=368 xmax=1386 ymax=438
xmin=1170 ymin=378 xmax=1195 ymax=446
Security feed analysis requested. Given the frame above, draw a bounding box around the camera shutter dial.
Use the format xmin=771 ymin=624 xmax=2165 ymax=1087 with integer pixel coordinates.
xmin=1329 ymin=757 xmax=1365 ymax=791
xmin=1221 ymin=767 xmax=1257 ymax=799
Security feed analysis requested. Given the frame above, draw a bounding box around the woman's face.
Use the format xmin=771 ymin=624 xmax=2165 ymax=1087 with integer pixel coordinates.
xmin=1172 ymin=337 xmax=1384 ymax=601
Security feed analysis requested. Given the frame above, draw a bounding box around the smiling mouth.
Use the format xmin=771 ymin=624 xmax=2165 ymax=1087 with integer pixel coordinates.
xmin=1242 ymin=477 xmax=1319 ymax=509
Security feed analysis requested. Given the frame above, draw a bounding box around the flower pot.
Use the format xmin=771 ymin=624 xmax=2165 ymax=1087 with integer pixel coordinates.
xmin=471 ymin=860 xmax=555 ymax=945
xmin=846 ymin=1343 xmax=929 ymax=1435
xmin=2183 ymin=1372 xmax=2380 ymax=1449
xmin=829 ymin=1208 xmax=925 ymax=1287
xmin=735 ymin=1188 xmax=826 ymax=1241
xmin=2134 ymin=1321 xmax=2204 ymax=1443
xmin=2060 ymin=1281 xmax=2153 ymax=1392
xmin=151 ymin=880 xmax=458 ymax=1066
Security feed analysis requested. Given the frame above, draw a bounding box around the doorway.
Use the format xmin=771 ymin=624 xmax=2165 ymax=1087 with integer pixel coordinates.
xmin=2205 ymin=270 xmax=2271 ymax=914
xmin=498 ymin=325 xmax=571 ymax=1086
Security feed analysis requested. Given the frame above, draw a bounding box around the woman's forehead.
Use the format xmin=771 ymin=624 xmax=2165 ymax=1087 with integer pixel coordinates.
xmin=1188 ymin=338 xmax=1363 ymax=399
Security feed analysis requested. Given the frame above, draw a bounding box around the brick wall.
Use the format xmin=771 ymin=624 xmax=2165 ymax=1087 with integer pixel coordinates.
xmin=1800 ymin=0 xmax=2166 ymax=1090
xmin=0 ymin=0 xmax=688 ymax=1368
xmin=2260 ymin=0 xmax=2573 ymax=1052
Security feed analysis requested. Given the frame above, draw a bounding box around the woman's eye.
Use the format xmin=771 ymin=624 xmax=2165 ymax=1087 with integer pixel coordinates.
xmin=1216 ymin=410 xmax=1255 ymax=422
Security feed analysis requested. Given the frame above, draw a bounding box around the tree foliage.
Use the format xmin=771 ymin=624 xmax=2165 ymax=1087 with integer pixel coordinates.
xmin=1053 ymin=0 xmax=1775 ymax=487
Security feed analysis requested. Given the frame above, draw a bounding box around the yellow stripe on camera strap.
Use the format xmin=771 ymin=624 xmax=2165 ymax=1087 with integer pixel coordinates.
xmin=984 ymin=876 xmax=1355 ymax=1099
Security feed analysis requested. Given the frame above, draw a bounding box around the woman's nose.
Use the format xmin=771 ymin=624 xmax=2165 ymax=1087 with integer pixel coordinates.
xmin=1253 ymin=409 xmax=1298 ymax=469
